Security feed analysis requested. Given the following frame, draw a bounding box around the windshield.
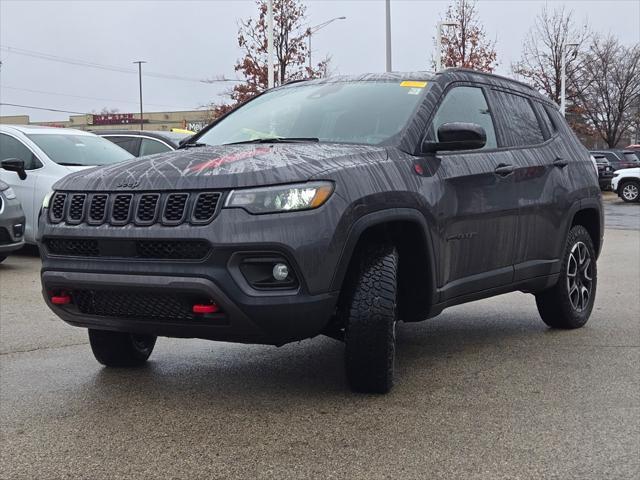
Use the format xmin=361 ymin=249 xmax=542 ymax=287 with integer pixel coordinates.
xmin=196 ymin=81 xmax=429 ymax=146
xmin=27 ymin=133 xmax=134 ymax=166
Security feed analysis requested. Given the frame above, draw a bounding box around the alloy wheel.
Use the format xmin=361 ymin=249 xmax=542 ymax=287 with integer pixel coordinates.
xmin=566 ymin=241 xmax=592 ymax=312
xmin=622 ymin=183 xmax=639 ymax=201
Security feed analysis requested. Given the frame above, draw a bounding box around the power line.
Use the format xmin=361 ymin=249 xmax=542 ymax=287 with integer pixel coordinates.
xmin=0 ymin=45 xmax=243 ymax=84
xmin=2 ymin=85 xmax=194 ymax=110
xmin=0 ymin=103 xmax=89 ymax=115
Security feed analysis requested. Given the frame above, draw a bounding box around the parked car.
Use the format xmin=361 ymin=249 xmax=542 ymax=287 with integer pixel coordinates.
xmin=590 ymin=150 xmax=639 ymax=171
xmin=611 ymin=167 xmax=640 ymax=203
xmin=591 ymin=153 xmax=615 ymax=189
xmin=39 ymin=70 xmax=602 ymax=393
xmin=0 ymin=125 xmax=133 ymax=244
xmin=96 ymin=130 xmax=191 ymax=157
xmin=0 ymin=180 xmax=25 ymax=262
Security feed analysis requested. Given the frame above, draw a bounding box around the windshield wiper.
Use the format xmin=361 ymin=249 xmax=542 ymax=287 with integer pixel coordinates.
xmin=225 ymin=137 xmax=320 ymax=145
xmin=57 ymin=162 xmax=85 ymax=166
xmin=178 ymin=142 xmax=208 ymax=150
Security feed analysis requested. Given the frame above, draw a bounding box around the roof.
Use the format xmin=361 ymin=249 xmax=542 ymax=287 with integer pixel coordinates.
xmin=0 ymin=124 xmax=94 ymax=136
xmin=93 ymin=129 xmax=189 ymax=144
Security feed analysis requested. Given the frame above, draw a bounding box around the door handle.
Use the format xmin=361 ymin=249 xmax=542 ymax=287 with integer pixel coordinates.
xmin=494 ymin=164 xmax=514 ymax=176
xmin=553 ymin=158 xmax=568 ymax=168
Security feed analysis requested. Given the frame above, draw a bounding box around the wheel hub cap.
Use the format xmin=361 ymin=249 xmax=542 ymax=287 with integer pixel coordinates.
xmin=622 ymin=184 xmax=638 ymax=201
xmin=566 ymin=241 xmax=592 ymax=312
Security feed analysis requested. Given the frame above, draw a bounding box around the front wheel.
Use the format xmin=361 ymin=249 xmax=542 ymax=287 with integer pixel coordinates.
xmin=344 ymin=244 xmax=399 ymax=394
xmin=535 ymin=225 xmax=597 ymax=329
xmin=620 ymin=180 xmax=640 ymax=203
xmin=88 ymin=329 xmax=156 ymax=367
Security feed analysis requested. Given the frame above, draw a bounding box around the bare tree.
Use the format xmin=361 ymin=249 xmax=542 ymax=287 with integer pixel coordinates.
xmin=438 ymin=0 xmax=498 ymax=72
xmin=211 ymin=0 xmax=328 ymax=117
xmin=573 ymin=36 xmax=640 ymax=148
xmin=513 ymin=6 xmax=590 ymax=105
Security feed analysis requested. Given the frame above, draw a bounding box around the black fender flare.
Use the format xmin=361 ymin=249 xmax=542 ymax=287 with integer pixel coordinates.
xmin=329 ymin=207 xmax=438 ymax=306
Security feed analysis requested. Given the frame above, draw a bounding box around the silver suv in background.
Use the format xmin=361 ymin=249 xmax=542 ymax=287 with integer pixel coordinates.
xmin=0 ymin=180 xmax=25 ymax=262
xmin=0 ymin=125 xmax=133 ymax=243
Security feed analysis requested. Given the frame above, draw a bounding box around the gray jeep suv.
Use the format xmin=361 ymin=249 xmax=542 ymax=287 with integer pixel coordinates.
xmin=38 ymin=69 xmax=603 ymax=393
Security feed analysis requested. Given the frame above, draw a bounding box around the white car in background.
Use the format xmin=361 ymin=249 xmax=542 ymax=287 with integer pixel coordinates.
xmin=611 ymin=167 xmax=640 ymax=203
xmin=0 ymin=125 xmax=134 ymax=243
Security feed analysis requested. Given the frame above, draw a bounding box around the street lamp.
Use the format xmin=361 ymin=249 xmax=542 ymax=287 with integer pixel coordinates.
xmin=132 ymin=60 xmax=146 ymax=130
xmin=385 ymin=0 xmax=392 ymax=72
xmin=307 ymin=16 xmax=346 ymax=72
xmin=435 ymin=22 xmax=458 ymax=72
xmin=561 ymin=42 xmax=579 ymax=117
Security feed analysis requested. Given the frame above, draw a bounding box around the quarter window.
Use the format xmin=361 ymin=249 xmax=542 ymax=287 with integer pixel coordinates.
xmin=492 ymin=91 xmax=545 ymax=147
xmin=0 ymin=133 xmax=42 ymax=170
xmin=430 ymin=86 xmax=497 ymax=150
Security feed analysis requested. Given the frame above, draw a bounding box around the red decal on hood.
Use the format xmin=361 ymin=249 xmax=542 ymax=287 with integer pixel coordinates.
xmin=188 ymin=147 xmax=271 ymax=173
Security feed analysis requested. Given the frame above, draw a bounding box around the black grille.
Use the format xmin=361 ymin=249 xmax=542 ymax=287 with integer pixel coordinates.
xmin=111 ymin=194 xmax=133 ymax=224
xmin=72 ymin=290 xmax=199 ymax=322
xmin=67 ymin=194 xmax=86 ymax=223
xmin=89 ymin=194 xmax=108 ymax=223
xmin=45 ymin=238 xmax=99 ymax=256
xmin=50 ymin=193 xmax=67 ymax=222
xmin=163 ymin=193 xmax=189 ymax=223
xmin=193 ymin=192 xmax=221 ymax=222
xmin=48 ymin=191 xmax=220 ymax=226
xmin=136 ymin=240 xmax=210 ymax=259
xmin=136 ymin=194 xmax=159 ymax=224
xmin=44 ymin=237 xmax=211 ymax=260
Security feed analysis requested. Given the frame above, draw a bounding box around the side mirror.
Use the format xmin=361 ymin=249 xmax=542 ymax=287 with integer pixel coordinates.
xmin=1 ymin=158 xmax=27 ymax=180
xmin=422 ymin=122 xmax=487 ymax=153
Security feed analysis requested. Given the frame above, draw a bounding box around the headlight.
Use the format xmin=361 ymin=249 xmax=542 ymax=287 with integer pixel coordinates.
xmin=225 ymin=181 xmax=334 ymax=214
xmin=42 ymin=191 xmax=55 ymax=209
xmin=2 ymin=187 xmax=16 ymax=200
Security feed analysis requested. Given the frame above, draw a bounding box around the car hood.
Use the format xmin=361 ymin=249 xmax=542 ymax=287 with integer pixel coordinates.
xmin=53 ymin=143 xmax=388 ymax=191
xmin=614 ymin=167 xmax=640 ymax=175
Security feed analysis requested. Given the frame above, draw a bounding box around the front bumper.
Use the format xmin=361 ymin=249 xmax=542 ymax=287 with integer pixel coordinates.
xmin=39 ymin=201 xmax=347 ymax=345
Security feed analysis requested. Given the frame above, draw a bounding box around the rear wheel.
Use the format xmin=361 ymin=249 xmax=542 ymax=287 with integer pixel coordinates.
xmin=620 ymin=180 xmax=640 ymax=203
xmin=344 ymin=244 xmax=399 ymax=394
xmin=88 ymin=329 xmax=156 ymax=367
xmin=535 ymin=225 xmax=597 ymax=329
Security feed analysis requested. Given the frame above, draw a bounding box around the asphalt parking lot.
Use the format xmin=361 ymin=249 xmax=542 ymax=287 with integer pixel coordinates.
xmin=1 ymin=195 xmax=638 ymax=479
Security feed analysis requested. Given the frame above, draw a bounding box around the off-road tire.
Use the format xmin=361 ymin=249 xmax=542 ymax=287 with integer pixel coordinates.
xmin=88 ymin=329 xmax=156 ymax=367
xmin=344 ymin=244 xmax=399 ymax=393
xmin=535 ymin=225 xmax=597 ymax=329
xmin=619 ymin=179 xmax=640 ymax=203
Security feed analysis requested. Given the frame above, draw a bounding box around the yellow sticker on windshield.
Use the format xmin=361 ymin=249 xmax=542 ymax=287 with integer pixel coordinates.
xmin=400 ymin=81 xmax=427 ymax=88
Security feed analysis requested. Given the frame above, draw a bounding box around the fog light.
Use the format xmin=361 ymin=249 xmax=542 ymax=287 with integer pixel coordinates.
xmin=272 ymin=263 xmax=289 ymax=281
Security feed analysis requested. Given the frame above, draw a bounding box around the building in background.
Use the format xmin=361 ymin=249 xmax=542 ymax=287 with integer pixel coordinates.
xmin=0 ymin=110 xmax=212 ymax=133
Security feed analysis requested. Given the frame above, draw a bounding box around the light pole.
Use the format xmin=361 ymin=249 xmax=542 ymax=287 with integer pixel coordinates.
xmin=133 ymin=60 xmax=146 ymax=130
xmin=307 ymin=16 xmax=346 ymax=72
xmin=435 ymin=22 xmax=458 ymax=72
xmin=560 ymin=42 xmax=579 ymax=117
xmin=385 ymin=0 xmax=392 ymax=72
xmin=267 ymin=0 xmax=274 ymax=89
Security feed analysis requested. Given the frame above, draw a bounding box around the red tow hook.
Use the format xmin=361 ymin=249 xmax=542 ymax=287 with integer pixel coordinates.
xmin=192 ymin=303 xmax=220 ymax=314
xmin=51 ymin=292 xmax=71 ymax=305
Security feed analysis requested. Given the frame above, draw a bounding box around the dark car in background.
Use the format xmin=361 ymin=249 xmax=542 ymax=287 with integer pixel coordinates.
xmin=0 ymin=180 xmax=25 ymax=262
xmin=96 ymin=130 xmax=191 ymax=157
xmin=591 ymin=153 xmax=615 ymax=189
xmin=591 ymin=150 xmax=640 ymax=171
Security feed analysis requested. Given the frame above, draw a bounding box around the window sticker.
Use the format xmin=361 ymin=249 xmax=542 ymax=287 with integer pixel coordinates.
xmin=407 ymin=88 xmax=422 ymax=95
xmin=400 ymin=81 xmax=427 ymax=88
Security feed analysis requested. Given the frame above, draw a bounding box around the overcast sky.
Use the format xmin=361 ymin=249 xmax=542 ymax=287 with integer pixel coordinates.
xmin=1 ymin=0 xmax=638 ymax=121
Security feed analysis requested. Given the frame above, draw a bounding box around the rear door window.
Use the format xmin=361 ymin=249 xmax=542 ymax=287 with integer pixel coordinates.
xmin=430 ymin=86 xmax=497 ymax=150
xmin=139 ymin=138 xmax=172 ymax=156
xmin=491 ymin=90 xmax=545 ymax=147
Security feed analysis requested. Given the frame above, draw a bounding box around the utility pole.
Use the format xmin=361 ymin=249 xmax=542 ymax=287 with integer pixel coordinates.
xmin=133 ymin=61 xmax=146 ymax=130
xmin=385 ymin=0 xmax=392 ymax=72
xmin=435 ymin=22 xmax=458 ymax=72
xmin=267 ymin=0 xmax=274 ymax=89
xmin=561 ymin=42 xmax=579 ymax=117
xmin=307 ymin=17 xmax=346 ymax=72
